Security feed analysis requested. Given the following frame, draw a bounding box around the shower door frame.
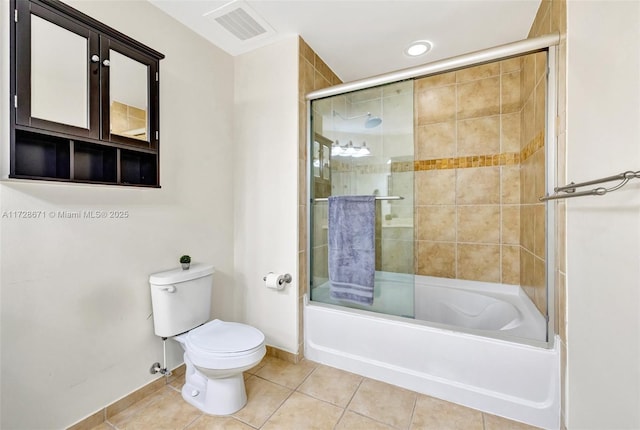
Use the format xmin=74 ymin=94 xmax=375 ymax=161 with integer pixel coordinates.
xmin=306 ymin=33 xmax=561 ymax=349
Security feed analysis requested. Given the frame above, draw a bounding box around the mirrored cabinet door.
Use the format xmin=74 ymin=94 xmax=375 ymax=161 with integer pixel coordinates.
xmin=15 ymin=1 xmax=100 ymax=138
xmin=100 ymin=38 xmax=159 ymax=149
xmin=109 ymin=50 xmax=148 ymax=141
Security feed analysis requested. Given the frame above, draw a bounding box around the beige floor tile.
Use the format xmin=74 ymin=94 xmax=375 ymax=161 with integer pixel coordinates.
xmin=335 ymin=410 xmax=395 ymax=430
xmin=484 ymin=413 xmax=543 ymax=430
xmin=255 ymin=356 xmax=317 ymax=389
xmin=169 ymin=373 xmax=186 ymax=391
xmin=88 ymin=424 xmax=115 ymax=430
xmin=297 ymin=364 xmax=363 ymax=407
xmin=89 ymin=358 xmax=544 ymax=430
xmin=261 ymin=392 xmax=344 ymax=430
xmin=105 ymin=386 xmax=167 ymax=426
xmin=232 ymin=375 xmax=292 ymax=428
xmin=347 ymin=378 xmax=417 ymax=429
xmin=108 ymin=387 xmax=202 ymax=430
xmin=186 ymin=415 xmax=255 ymax=430
xmin=411 ymin=395 xmax=483 ymax=430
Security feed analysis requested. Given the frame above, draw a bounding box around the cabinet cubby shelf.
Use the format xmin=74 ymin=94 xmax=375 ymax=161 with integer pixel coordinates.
xmin=12 ymin=129 xmax=159 ymax=187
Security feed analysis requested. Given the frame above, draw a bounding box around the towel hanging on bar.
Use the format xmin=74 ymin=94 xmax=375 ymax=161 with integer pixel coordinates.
xmin=327 ymin=195 xmax=376 ymax=306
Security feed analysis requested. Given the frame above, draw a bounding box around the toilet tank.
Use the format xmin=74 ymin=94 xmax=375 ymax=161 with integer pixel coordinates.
xmin=149 ymin=263 xmax=215 ymax=337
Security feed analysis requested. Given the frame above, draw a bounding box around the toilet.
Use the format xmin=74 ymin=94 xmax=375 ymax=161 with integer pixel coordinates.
xmin=149 ymin=263 xmax=266 ymax=415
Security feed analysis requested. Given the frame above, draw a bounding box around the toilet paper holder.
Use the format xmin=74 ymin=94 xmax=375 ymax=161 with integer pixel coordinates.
xmin=263 ymin=272 xmax=292 ymax=286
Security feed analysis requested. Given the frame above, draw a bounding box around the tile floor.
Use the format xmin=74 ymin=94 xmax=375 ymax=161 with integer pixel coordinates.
xmin=91 ymin=356 xmax=541 ymax=430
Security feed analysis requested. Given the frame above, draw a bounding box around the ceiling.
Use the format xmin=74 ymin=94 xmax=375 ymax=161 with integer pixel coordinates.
xmin=149 ymin=0 xmax=541 ymax=83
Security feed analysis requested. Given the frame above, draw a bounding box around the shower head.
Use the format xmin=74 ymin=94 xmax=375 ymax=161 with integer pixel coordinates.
xmin=365 ymin=114 xmax=382 ymax=129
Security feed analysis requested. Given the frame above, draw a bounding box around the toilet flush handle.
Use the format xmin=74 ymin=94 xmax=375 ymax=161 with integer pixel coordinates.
xmin=160 ymin=286 xmax=176 ymax=293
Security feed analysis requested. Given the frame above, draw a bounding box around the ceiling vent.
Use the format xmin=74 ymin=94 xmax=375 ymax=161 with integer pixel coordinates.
xmin=204 ymin=1 xmax=275 ymax=42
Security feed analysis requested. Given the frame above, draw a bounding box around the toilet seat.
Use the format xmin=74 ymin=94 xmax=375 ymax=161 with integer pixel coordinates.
xmin=184 ymin=320 xmax=266 ymax=370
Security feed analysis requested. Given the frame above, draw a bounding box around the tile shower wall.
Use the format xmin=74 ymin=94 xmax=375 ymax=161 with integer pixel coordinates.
xmin=414 ymin=58 xmax=524 ymax=284
xmin=298 ymin=37 xmax=341 ymax=358
xmin=520 ymin=51 xmax=548 ymax=313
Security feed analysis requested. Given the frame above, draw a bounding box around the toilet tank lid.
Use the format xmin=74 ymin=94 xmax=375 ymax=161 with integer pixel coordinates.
xmin=149 ymin=263 xmax=215 ymax=286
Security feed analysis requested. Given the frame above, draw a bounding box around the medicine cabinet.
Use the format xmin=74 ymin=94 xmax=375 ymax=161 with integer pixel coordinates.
xmin=10 ymin=0 xmax=164 ymax=186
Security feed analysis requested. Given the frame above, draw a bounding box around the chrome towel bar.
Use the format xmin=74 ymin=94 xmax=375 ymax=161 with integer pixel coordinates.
xmin=313 ymin=196 xmax=404 ymax=202
xmin=540 ymin=170 xmax=640 ymax=201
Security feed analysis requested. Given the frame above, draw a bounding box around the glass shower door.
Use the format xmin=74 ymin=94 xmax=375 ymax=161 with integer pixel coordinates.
xmin=309 ymin=81 xmax=415 ymax=318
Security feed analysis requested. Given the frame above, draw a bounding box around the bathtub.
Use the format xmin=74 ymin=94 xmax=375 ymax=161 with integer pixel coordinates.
xmin=305 ymin=273 xmax=560 ymax=429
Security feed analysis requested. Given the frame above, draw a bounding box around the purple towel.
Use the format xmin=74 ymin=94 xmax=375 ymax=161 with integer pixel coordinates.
xmin=328 ymin=195 xmax=375 ymax=305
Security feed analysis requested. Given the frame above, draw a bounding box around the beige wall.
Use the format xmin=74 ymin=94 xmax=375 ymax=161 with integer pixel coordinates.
xmin=563 ymin=1 xmax=640 ymax=429
xmin=0 ymin=1 xmax=236 ymax=428
xmin=234 ymin=36 xmax=300 ymax=356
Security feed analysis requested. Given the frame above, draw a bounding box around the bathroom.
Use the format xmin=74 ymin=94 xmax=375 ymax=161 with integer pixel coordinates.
xmin=0 ymin=1 xmax=639 ymax=430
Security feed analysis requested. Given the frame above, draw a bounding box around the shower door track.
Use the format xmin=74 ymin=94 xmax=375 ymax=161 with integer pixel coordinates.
xmin=305 ymin=32 xmax=560 ymax=101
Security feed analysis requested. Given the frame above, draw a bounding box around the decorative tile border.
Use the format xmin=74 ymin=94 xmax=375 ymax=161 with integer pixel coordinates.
xmin=414 ymin=152 xmax=520 ymax=171
xmin=328 ymin=131 xmax=545 ymax=174
xmin=327 ymin=131 xmax=545 ymax=174
xmin=412 ymin=130 xmax=545 ymax=172
xmin=391 ymin=161 xmax=415 ymax=173
xmin=521 ymin=130 xmax=545 ymax=162
xmin=332 ymin=161 xmax=391 ymax=174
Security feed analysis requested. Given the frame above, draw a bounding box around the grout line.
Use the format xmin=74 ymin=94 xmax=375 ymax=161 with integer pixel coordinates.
xmin=332 ymin=408 xmax=348 ymax=430
xmin=332 ymin=371 xmax=366 ymax=429
xmin=257 ymin=386 xmax=296 ymax=428
xmin=182 ymin=413 xmax=204 ymax=430
xmin=407 ymin=393 xmax=418 ymax=430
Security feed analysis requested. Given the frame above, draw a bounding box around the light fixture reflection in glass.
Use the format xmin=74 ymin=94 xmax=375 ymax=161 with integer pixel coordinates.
xmin=331 ymin=140 xmax=371 ymax=157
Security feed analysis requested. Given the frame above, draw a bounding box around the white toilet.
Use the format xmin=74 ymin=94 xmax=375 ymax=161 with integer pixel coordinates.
xmin=149 ymin=263 xmax=266 ymax=415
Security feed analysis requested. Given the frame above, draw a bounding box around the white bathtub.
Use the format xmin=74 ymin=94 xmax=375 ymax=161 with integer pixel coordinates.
xmin=414 ymin=275 xmax=547 ymax=341
xmin=305 ymin=274 xmax=560 ymax=429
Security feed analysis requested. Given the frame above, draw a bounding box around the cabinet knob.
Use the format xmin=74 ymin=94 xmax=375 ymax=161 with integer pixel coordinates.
xmin=102 ymin=59 xmax=110 ymax=67
xmin=90 ymin=54 xmax=100 ymax=63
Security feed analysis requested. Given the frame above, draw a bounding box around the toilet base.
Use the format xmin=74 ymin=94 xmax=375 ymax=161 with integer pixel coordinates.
xmin=180 ymin=356 xmax=248 ymax=415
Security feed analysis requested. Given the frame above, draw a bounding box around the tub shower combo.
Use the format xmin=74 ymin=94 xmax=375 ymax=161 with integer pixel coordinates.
xmin=306 ymin=34 xmax=561 ymax=429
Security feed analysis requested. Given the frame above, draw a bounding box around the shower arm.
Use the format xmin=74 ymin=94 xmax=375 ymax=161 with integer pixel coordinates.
xmin=332 ymin=110 xmax=372 ymax=121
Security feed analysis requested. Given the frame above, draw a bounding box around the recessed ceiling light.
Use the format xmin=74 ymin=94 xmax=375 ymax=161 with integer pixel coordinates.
xmin=405 ymin=40 xmax=433 ymax=57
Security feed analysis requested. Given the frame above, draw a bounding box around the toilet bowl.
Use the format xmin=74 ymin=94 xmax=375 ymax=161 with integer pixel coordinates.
xmin=174 ymin=319 xmax=266 ymax=415
xmin=149 ymin=264 xmax=266 ymax=415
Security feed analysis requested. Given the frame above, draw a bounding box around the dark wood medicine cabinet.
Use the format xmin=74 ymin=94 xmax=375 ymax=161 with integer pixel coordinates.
xmin=9 ymin=0 xmax=164 ymax=187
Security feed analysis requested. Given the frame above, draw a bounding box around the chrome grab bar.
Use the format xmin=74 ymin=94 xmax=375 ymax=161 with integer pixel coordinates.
xmin=540 ymin=170 xmax=640 ymax=201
